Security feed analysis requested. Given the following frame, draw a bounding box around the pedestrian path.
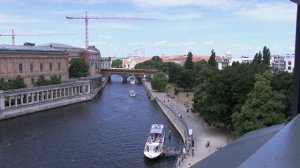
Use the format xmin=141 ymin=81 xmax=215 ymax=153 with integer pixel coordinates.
xmin=144 ymin=81 xmax=232 ymax=167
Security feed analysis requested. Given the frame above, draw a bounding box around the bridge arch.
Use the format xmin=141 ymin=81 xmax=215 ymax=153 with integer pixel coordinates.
xmin=101 ymin=69 xmax=158 ymax=83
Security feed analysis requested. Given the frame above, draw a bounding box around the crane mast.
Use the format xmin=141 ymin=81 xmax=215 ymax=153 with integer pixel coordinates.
xmin=66 ymin=11 xmax=155 ymax=64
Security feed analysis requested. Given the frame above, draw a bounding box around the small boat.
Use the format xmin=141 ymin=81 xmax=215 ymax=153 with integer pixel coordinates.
xmin=129 ymin=90 xmax=136 ymax=97
xmin=129 ymin=77 xmax=135 ymax=84
xmin=144 ymin=124 xmax=165 ymax=159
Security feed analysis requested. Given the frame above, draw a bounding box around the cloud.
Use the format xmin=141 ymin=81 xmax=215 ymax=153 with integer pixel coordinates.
xmin=202 ymin=41 xmax=214 ymax=45
xmin=50 ymin=0 xmax=107 ymax=5
xmin=130 ymin=0 xmax=234 ymax=8
xmin=154 ymin=40 xmax=168 ymax=47
xmin=236 ymin=3 xmax=296 ymax=22
xmin=0 ymin=14 xmax=44 ymax=24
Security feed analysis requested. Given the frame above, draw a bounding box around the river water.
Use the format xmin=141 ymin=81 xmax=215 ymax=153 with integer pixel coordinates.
xmin=0 ymin=75 xmax=181 ymax=168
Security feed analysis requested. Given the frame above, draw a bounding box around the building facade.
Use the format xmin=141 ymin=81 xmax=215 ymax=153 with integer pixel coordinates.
xmin=100 ymin=57 xmax=112 ymax=69
xmin=0 ymin=44 xmax=69 ymax=87
xmin=41 ymin=43 xmax=101 ymax=74
xmin=271 ymin=54 xmax=295 ymax=72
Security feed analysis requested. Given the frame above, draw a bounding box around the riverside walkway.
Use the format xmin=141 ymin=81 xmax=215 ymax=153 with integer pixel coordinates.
xmin=143 ymin=81 xmax=232 ymax=167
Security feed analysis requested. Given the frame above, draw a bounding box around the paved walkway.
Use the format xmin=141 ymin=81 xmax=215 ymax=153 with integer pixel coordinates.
xmin=144 ymin=81 xmax=233 ymax=168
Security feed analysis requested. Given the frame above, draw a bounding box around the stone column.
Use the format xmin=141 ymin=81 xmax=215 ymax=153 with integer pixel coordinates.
xmin=9 ymin=96 xmax=11 ymax=107
xmin=36 ymin=92 xmax=40 ymax=102
xmin=87 ymin=84 xmax=91 ymax=94
xmin=15 ymin=95 xmax=17 ymax=107
xmin=21 ymin=94 xmax=23 ymax=105
xmin=27 ymin=93 xmax=30 ymax=104
xmin=0 ymin=90 xmax=4 ymax=110
xmin=51 ymin=90 xmax=53 ymax=100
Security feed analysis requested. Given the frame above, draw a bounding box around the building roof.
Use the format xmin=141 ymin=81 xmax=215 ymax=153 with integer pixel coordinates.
xmin=192 ymin=124 xmax=284 ymax=168
xmin=193 ymin=113 xmax=300 ymax=168
xmin=161 ymin=55 xmax=222 ymax=62
xmin=0 ymin=44 xmax=64 ymax=52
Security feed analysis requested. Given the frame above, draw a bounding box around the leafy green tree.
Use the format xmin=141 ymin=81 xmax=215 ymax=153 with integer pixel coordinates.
xmin=50 ymin=75 xmax=61 ymax=85
xmin=111 ymin=59 xmax=123 ymax=68
xmin=271 ymin=71 xmax=293 ymax=117
xmin=9 ymin=76 xmax=26 ymax=89
xmin=0 ymin=78 xmax=9 ymax=90
xmin=135 ymin=56 xmax=164 ymax=71
xmin=176 ymin=69 xmax=195 ymax=91
xmin=166 ymin=62 xmax=182 ymax=83
xmin=151 ymin=73 xmax=168 ymax=92
xmin=208 ymin=49 xmax=217 ymax=68
xmin=253 ymin=51 xmax=262 ymax=64
xmin=262 ymin=46 xmax=271 ymax=65
xmin=35 ymin=75 xmax=49 ymax=86
xmin=69 ymin=58 xmax=89 ymax=78
xmin=232 ymin=71 xmax=286 ymax=137
xmin=184 ymin=52 xmax=194 ymax=70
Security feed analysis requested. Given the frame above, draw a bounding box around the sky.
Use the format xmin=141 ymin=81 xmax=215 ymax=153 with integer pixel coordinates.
xmin=0 ymin=0 xmax=297 ymax=58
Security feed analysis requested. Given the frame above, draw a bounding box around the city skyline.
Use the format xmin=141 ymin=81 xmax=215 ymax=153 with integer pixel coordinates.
xmin=0 ymin=0 xmax=297 ymax=57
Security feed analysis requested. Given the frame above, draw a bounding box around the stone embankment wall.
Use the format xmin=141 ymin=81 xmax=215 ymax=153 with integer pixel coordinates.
xmin=0 ymin=75 xmax=107 ymax=120
xmin=142 ymin=80 xmax=187 ymax=143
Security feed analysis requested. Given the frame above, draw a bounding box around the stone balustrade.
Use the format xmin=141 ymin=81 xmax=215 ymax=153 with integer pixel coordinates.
xmin=0 ymin=74 xmax=104 ymax=120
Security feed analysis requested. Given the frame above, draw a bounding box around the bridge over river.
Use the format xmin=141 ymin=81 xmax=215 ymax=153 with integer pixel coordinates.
xmin=101 ymin=68 xmax=158 ymax=83
xmin=0 ymin=75 xmax=181 ymax=168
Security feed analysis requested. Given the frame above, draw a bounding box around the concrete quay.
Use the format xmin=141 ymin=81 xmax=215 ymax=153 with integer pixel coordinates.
xmin=143 ymin=81 xmax=232 ymax=168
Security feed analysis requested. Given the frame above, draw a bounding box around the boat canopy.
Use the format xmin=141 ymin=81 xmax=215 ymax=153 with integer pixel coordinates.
xmin=150 ymin=124 xmax=164 ymax=134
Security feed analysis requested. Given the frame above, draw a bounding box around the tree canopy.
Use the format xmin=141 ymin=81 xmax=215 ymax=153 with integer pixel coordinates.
xmin=69 ymin=58 xmax=89 ymax=78
xmin=184 ymin=52 xmax=194 ymax=70
xmin=232 ymin=71 xmax=286 ymax=136
xmin=208 ymin=49 xmax=217 ymax=68
xmin=111 ymin=59 xmax=123 ymax=68
xmin=0 ymin=76 xmax=26 ymax=90
xmin=151 ymin=72 xmax=168 ymax=92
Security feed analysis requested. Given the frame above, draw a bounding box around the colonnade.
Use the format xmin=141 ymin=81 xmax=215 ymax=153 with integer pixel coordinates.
xmin=0 ymin=83 xmax=91 ymax=110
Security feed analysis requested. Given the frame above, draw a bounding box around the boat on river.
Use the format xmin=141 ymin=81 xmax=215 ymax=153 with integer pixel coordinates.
xmin=144 ymin=124 xmax=165 ymax=159
xmin=129 ymin=90 xmax=136 ymax=97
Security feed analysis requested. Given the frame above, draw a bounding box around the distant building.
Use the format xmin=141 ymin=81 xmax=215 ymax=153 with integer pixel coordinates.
xmin=41 ymin=43 xmax=101 ymax=73
xmin=101 ymin=57 xmax=112 ymax=69
xmin=271 ymin=54 xmax=295 ymax=72
xmin=161 ymin=55 xmax=222 ymax=68
xmin=0 ymin=44 xmax=69 ymax=87
xmin=230 ymin=56 xmax=253 ymax=65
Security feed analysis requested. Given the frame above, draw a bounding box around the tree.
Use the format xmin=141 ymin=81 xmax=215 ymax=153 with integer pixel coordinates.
xmin=111 ymin=59 xmax=123 ymax=68
xmin=135 ymin=56 xmax=164 ymax=71
xmin=151 ymin=73 xmax=168 ymax=92
xmin=208 ymin=49 xmax=217 ymax=68
xmin=69 ymin=58 xmax=89 ymax=78
xmin=0 ymin=78 xmax=9 ymax=90
xmin=167 ymin=62 xmax=182 ymax=83
xmin=232 ymin=71 xmax=286 ymax=137
xmin=262 ymin=46 xmax=271 ymax=65
xmin=35 ymin=75 xmax=49 ymax=86
xmin=50 ymin=75 xmax=61 ymax=85
xmin=184 ymin=52 xmax=194 ymax=70
xmin=9 ymin=76 xmax=26 ymax=89
xmin=271 ymin=71 xmax=293 ymax=117
xmin=253 ymin=51 xmax=262 ymax=64
xmin=176 ymin=69 xmax=196 ymax=91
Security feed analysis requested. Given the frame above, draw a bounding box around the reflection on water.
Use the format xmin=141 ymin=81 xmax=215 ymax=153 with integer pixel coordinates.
xmin=0 ymin=75 xmax=181 ymax=168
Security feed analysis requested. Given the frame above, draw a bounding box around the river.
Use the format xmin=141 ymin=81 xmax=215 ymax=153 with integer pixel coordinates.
xmin=0 ymin=75 xmax=181 ymax=168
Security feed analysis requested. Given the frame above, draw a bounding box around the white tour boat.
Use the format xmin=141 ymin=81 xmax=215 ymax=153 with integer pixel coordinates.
xmin=129 ymin=90 xmax=136 ymax=97
xmin=144 ymin=124 xmax=165 ymax=159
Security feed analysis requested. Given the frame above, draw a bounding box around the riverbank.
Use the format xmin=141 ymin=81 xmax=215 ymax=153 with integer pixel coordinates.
xmin=142 ymin=80 xmax=232 ymax=167
xmin=0 ymin=75 xmax=107 ymax=120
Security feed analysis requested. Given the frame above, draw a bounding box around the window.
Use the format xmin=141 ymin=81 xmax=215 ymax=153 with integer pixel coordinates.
xmin=288 ymin=66 xmax=291 ymax=70
xmin=288 ymin=61 xmax=292 ymax=65
xmin=40 ymin=63 xmax=43 ymax=72
xmin=49 ymin=63 xmax=52 ymax=71
xmin=58 ymin=62 xmax=61 ymax=70
xmin=30 ymin=63 xmax=34 ymax=73
xmin=31 ymin=78 xmax=35 ymax=84
xmin=19 ymin=63 xmax=23 ymax=73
